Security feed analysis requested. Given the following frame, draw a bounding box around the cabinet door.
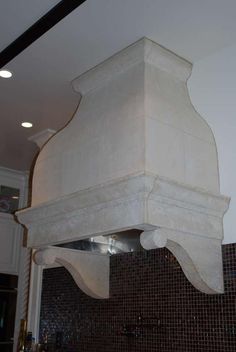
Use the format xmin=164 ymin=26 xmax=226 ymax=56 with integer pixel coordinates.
xmin=0 ymin=214 xmax=22 ymax=275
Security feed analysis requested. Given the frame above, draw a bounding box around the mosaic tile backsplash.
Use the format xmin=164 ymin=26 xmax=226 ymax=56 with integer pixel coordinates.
xmin=40 ymin=244 xmax=236 ymax=352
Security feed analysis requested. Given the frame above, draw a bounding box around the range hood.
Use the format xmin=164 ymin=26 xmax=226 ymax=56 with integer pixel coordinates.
xmin=17 ymin=38 xmax=229 ymax=299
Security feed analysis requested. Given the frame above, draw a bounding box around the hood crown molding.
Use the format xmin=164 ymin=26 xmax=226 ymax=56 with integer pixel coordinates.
xmin=72 ymin=37 xmax=192 ymax=95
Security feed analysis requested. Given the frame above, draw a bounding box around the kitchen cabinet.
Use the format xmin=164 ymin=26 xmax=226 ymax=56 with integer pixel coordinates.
xmin=0 ymin=213 xmax=22 ymax=275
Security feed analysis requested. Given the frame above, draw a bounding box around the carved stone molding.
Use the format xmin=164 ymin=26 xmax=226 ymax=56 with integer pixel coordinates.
xmin=34 ymin=247 xmax=110 ymax=299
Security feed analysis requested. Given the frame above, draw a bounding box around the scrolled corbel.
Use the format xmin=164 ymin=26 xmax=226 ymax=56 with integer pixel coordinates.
xmin=140 ymin=228 xmax=224 ymax=294
xmin=34 ymin=246 xmax=110 ymax=299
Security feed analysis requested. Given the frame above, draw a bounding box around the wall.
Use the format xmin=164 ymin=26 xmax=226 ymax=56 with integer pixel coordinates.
xmin=188 ymin=44 xmax=236 ymax=243
xmin=40 ymin=244 xmax=236 ymax=352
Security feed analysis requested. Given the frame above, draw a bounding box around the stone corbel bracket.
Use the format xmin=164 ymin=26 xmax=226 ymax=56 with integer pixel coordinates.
xmin=34 ymin=246 xmax=109 ymax=299
xmin=140 ymin=228 xmax=224 ymax=294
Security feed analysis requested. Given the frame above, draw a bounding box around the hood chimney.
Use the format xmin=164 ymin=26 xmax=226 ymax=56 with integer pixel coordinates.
xmin=17 ymin=38 xmax=229 ymax=298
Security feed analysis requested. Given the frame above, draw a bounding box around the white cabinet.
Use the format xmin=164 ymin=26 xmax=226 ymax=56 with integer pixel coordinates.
xmin=0 ymin=167 xmax=29 ymax=352
xmin=0 ymin=167 xmax=28 ymax=275
xmin=0 ymin=213 xmax=22 ymax=274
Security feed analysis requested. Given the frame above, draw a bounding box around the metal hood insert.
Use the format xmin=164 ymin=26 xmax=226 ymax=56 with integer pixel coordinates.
xmin=17 ymin=38 xmax=229 ymax=298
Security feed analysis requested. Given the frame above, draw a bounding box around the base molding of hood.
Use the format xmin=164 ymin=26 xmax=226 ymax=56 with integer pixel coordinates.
xmin=18 ymin=173 xmax=229 ymax=295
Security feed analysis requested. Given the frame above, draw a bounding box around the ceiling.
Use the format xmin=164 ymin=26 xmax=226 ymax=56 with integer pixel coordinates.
xmin=1 ymin=0 xmax=236 ymax=171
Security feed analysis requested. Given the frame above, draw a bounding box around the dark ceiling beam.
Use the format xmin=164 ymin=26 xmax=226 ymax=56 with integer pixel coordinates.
xmin=0 ymin=0 xmax=87 ymax=69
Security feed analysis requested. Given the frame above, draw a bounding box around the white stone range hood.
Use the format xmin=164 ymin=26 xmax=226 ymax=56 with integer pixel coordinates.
xmin=17 ymin=38 xmax=230 ymax=299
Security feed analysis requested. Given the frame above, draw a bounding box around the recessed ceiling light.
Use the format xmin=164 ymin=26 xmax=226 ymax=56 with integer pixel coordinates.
xmin=21 ymin=122 xmax=33 ymax=128
xmin=0 ymin=70 xmax=12 ymax=78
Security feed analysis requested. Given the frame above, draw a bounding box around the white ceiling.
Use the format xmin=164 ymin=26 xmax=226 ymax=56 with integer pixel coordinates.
xmin=0 ymin=0 xmax=60 ymax=51
xmin=1 ymin=0 xmax=236 ymax=170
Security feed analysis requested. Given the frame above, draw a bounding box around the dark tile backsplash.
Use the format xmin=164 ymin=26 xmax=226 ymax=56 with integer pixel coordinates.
xmin=40 ymin=244 xmax=236 ymax=352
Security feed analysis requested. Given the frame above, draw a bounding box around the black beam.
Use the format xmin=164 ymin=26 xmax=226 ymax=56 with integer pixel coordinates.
xmin=0 ymin=0 xmax=87 ymax=68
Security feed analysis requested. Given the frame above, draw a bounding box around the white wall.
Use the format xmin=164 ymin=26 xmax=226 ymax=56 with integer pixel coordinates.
xmin=188 ymin=44 xmax=236 ymax=244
